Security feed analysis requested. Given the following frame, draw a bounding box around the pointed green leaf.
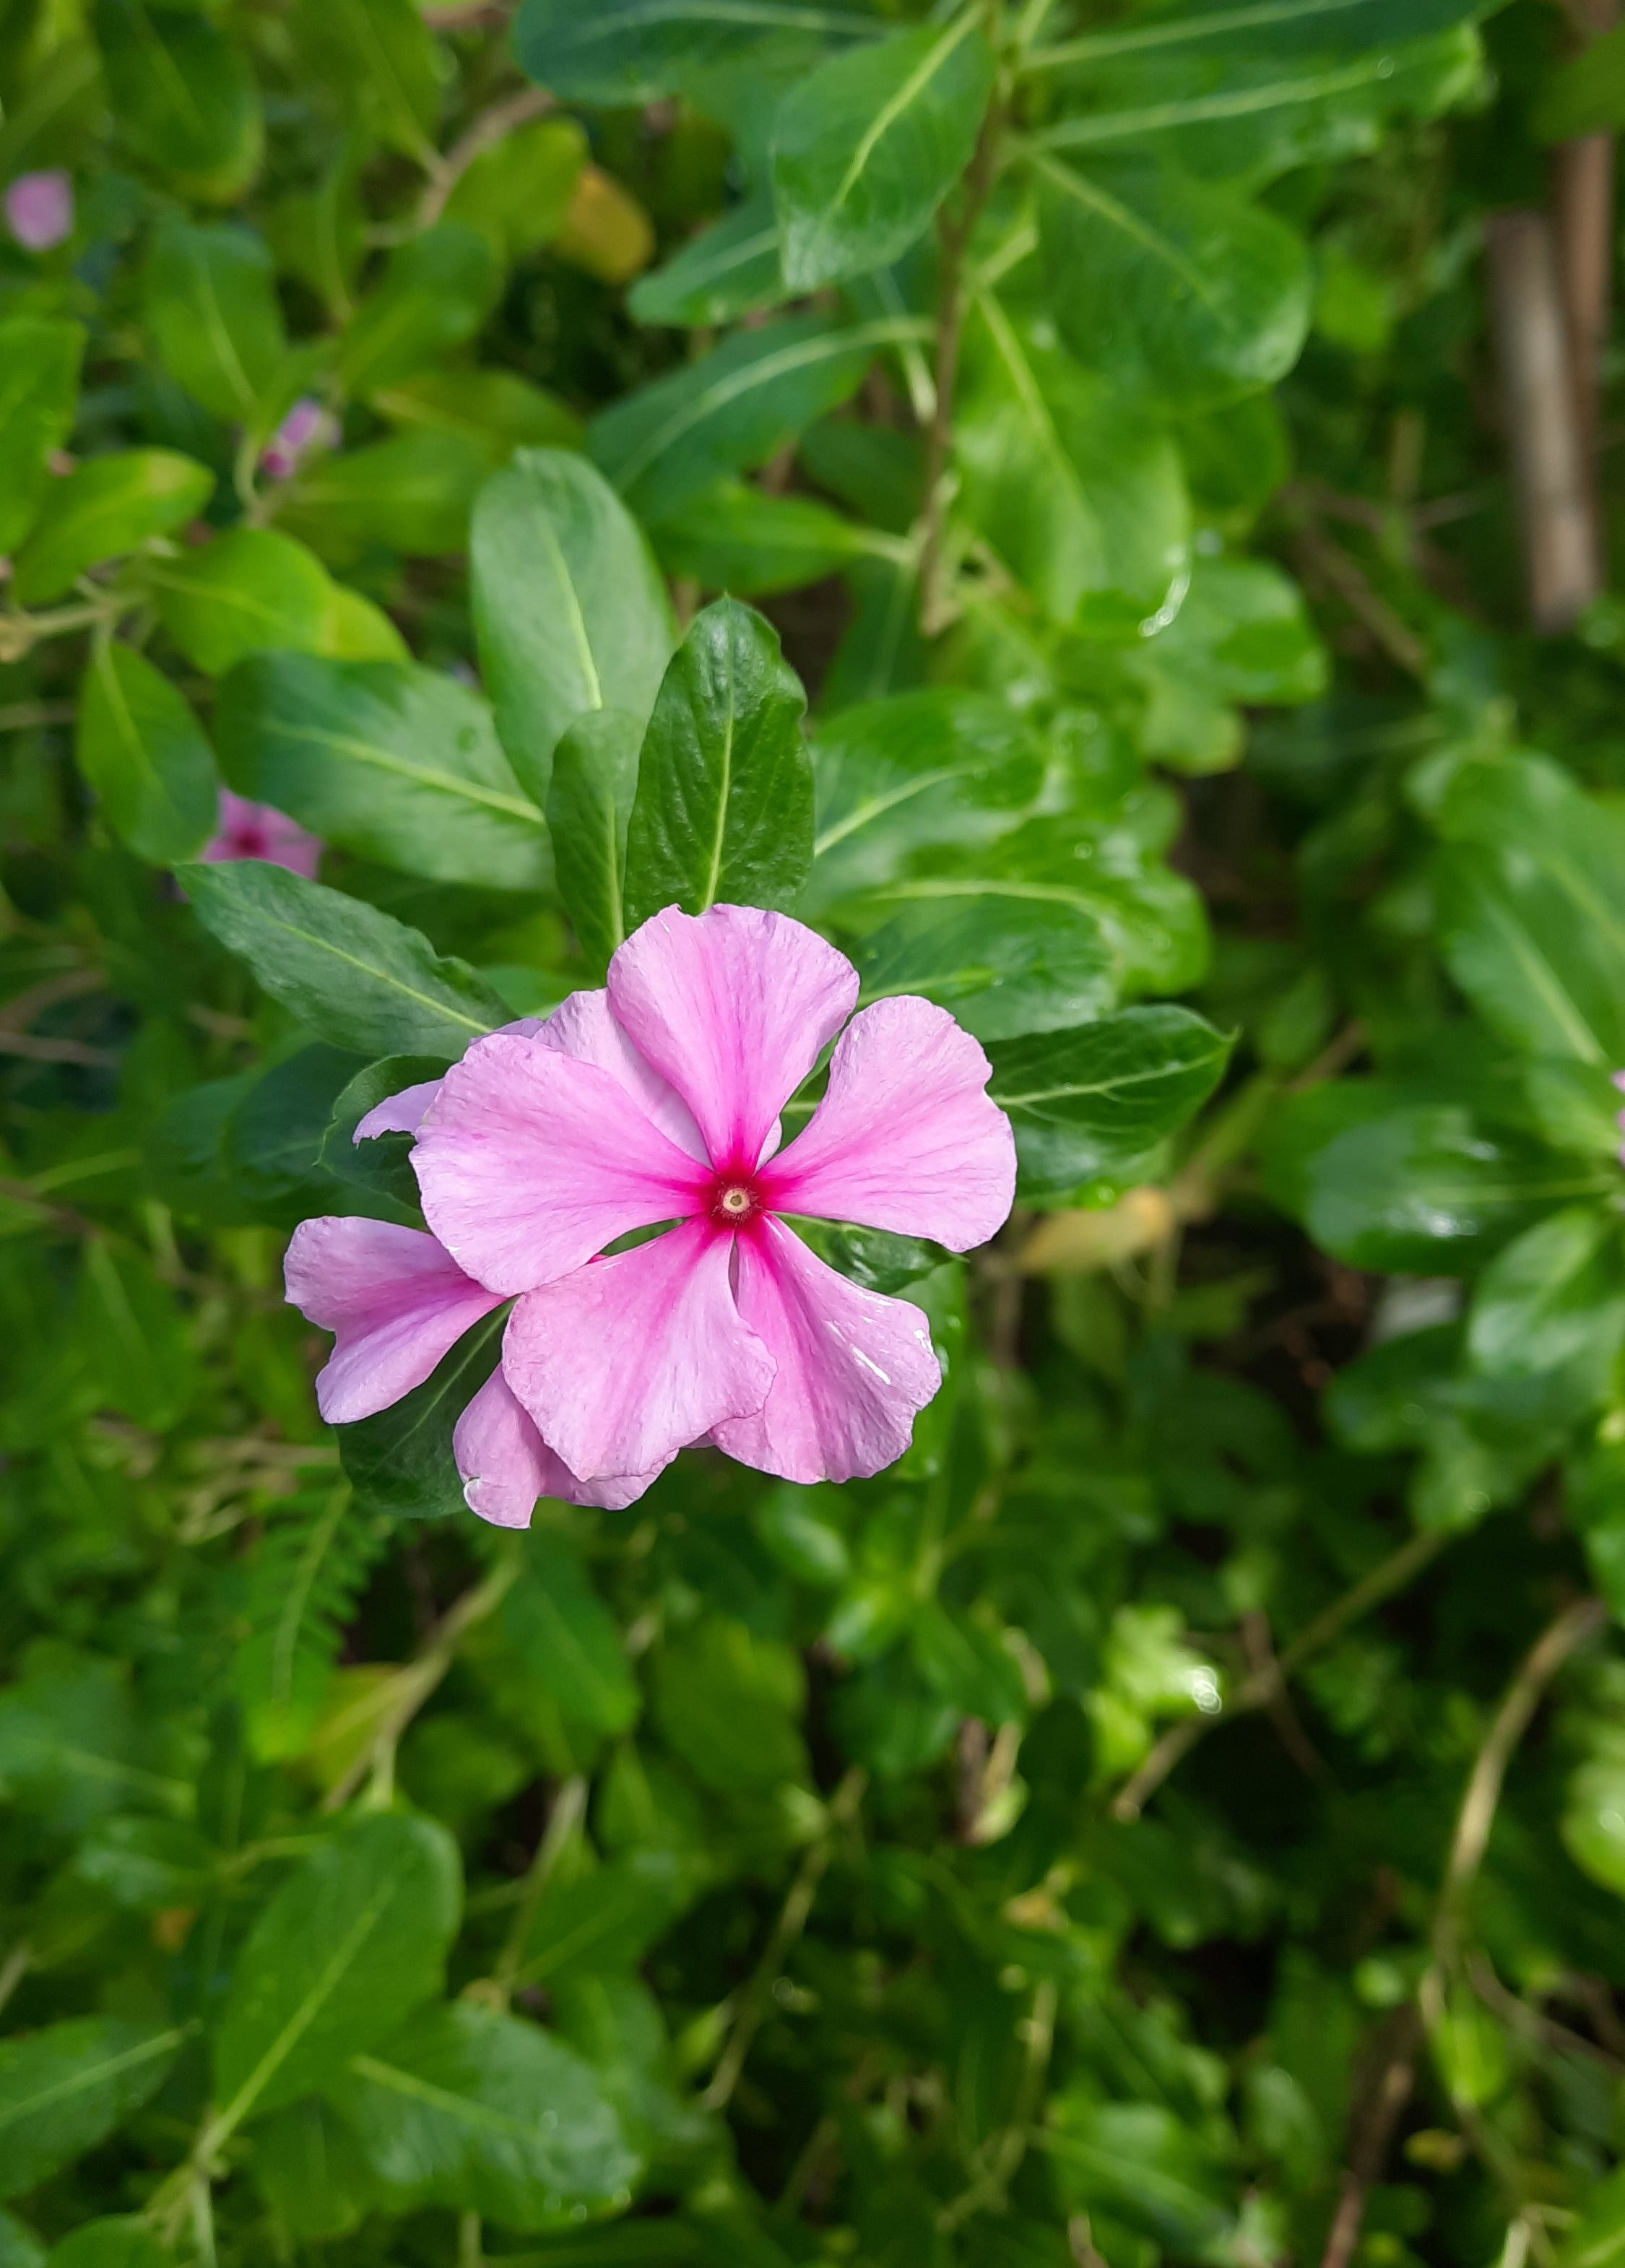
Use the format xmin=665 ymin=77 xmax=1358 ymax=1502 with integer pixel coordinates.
xmin=144 ymin=218 xmax=289 ymax=427
xmin=77 ymin=639 xmax=218 ymax=865
xmin=986 ymin=1007 xmax=1233 ymax=1197
xmin=0 ymin=2020 xmax=184 ymax=2202
xmin=94 ymin=0 xmax=261 ymax=202
xmin=150 ymin=528 xmax=334 ymax=676
xmin=14 ymin=449 xmax=214 ymax=606
xmin=0 ymin=316 xmax=83 ymax=555
xmin=547 ymin=709 xmax=643 ymax=975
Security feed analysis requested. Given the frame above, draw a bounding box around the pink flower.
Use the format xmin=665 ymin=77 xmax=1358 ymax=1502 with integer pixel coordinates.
xmin=284 ymin=905 xmax=1017 ymax=1525
xmin=5 ymin=170 xmax=73 ymax=252
xmin=260 ymin=398 xmax=337 ymax=482
xmin=201 ymin=790 xmax=324 ymax=879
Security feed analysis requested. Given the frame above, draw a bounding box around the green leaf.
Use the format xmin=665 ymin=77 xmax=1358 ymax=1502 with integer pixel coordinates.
xmin=623 ymin=597 xmax=812 ymax=927
xmin=787 ymin=1219 xmax=947 ymax=1295
xmin=339 ymin=2001 xmax=638 ymax=2227
xmin=374 ymin=368 xmax=583 ymax=459
xmin=322 ymin=1054 xmax=443 ymax=1208
xmin=471 ymin=449 xmax=675 ymax=803
xmin=0 ymin=1655 xmax=187 ymax=1830
xmin=1467 ymin=1208 xmax=1625 ymax=1393
xmin=1435 ymin=751 xmax=1625 ymax=1066
xmin=986 ymin=1008 xmax=1234 ymax=1198
xmin=0 ymin=316 xmax=83 ymax=555
xmin=1537 ymin=20 xmax=1625 ymax=140
xmin=629 ymin=189 xmax=786 ymax=327
xmin=1124 ymin=555 xmax=1326 ymax=772
xmin=150 ymin=529 xmax=334 ymax=676
xmin=251 ymin=2098 xmax=381 ymax=2241
xmin=291 ymin=0 xmax=442 ymax=163
xmin=1047 ymin=2098 xmax=1231 ymax=2253
xmin=223 ymin=1044 xmax=384 ymax=1218
xmin=855 ymin=898 xmax=1119 ymax=1041
xmin=958 ymin=294 xmax=1192 ymax=638
xmin=1561 ymin=2166 xmax=1625 ymax=2268
xmin=0 ymin=2215 xmax=43 ymax=2268
xmin=1032 ymin=150 xmax=1312 ymax=410
xmin=444 ymin=116 xmax=586 ymax=264
xmin=804 ymin=688 xmax=1048 ymax=917
xmin=143 ymin=219 xmax=289 ymax=428
xmin=340 ymin=1312 xmax=504 ymax=1521
xmin=76 ymin=638 xmax=218 ymax=865
xmin=13 ymin=448 xmax=214 ymax=606
xmin=282 ymin=429 xmax=489 ymax=563
xmin=649 ymin=477 xmax=889 ymax=597
xmin=652 ymin=1620 xmax=808 ymax=1794
xmin=514 ymin=0 xmax=873 ymax=105
xmin=911 ymin=1602 xmax=1028 ymax=1726
xmin=75 ymin=1237 xmax=199 ymax=1430
xmin=516 ymin=1850 xmax=697 ymax=1988
xmin=547 ymin=710 xmax=643 ymax=977
xmin=216 ymin=654 xmax=547 ymax=892
xmin=93 ymin=0 xmax=261 ymax=202
xmin=0 ymin=2020 xmax=184 ymax=2202
xmin=178 ymin=860 xmax=508 ymax=1060
xmin=771 ymin=18 xmax=994 ymax=290
xmin=589 ymin=313 xmax=920 ymax=522
xmin=213 ymin=1811 xmax=461 ymax=2126
xmin=501 ymin=1536 xmax=640 ymax=1738
xmin=44 ymin=2223 xmax=167 ymax=2268
xmin=337 ymin=224 xmax=500 ymax=399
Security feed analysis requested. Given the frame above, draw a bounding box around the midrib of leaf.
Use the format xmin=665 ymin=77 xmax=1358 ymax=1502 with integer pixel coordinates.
xmin=214 ymin=1878 xmax=400 ymax=2134
xmin=269 ymin=1486 xmax=347 ymax=1713
xmin=812 ymin=760 xmax=990 ymax=857
xmin=5 ymin=1729 xmax=189 ymax=1804
xmin=150 ymin=563 xmax=297 ymax=633
xmin=667 ymin=218 xmax=778 ymax=291
xmin=609 ymin=316 xmax=930 ymax=495
xmin=0 ymin=2027 xmax=184 ymax=2131
xmin=1028 ymin=0 xmax=1405 ymax=69
xmin=85 ymin=1238 xmax=149 ymax=1375
xmin=1028 ymin=151 xmax=1226 ymax=320
xmin=204 ymin=901 xmax=495 ymax=1038
xmin=567 ymin=0 xmax=875 ymax=40
xmin=256 ymin=717 xmax=544 ymax=826
xmin=1031 ymin=51 xmax=1422 ymax=149
xmin=532 ymin=508 xmax=604 ymax=713
xmin=91 ymin=644 xmax=167 ymax=813
xmin=993 ymin=1055 xmax=1226 ymax=1110
xmin=349 ymin=0 xmax=436 ymax=170
xmin=131 ymin=0 xmax=210 ymax=135
xmin=349 ymin=2050 xmax=550 ymax=2143
xmin=827 ymin=13 xmax=982 ymax=218
xmin=1467 ymin=889 xmax=1605 ymax=1063
xmin=973 ymin=287 xmax=1095 ymax=540
xmin=700 ymin=639 xmax=737 ymax=909
xmin=184 ymin=243 xmax=257 ymax=415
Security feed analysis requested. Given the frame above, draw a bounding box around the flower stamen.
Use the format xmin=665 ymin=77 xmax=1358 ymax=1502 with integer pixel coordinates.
xmin=714 ymin=1182 xmax=759 ymax=1225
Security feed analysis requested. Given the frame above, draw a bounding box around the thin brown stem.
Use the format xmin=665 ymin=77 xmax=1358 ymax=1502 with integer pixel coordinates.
xmin=1320 ymin=2009 xmax=1423 ymax=2268
xmin=418 ymin=85 xmax=555 ymax=228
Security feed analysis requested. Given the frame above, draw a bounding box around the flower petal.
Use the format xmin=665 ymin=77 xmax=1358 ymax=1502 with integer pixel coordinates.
xmin=607 ymin=905 xmax=858 ymax=1172
xmin=537 ymin=989 xmax=706 ymax=1161
xmin=711 ymin=1218 xmax=941 ymax=1484
xmin=413 ymin=1032 xmax=711 ymax=1295
xmin=353 ymin=1018 xmax=546 ymax=1144
xmin=502 ymin=1219 xmax=775 ymax=1481
xmin=763 ymin=997 xmax=1015 ymax=1250
xmin=284 ymin=1218 xmax=502 ymax=1424
xmin=453 ymin=1368 xmax=666 ymax=1525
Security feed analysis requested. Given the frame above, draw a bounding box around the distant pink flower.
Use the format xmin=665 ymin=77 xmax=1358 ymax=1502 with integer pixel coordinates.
xmin=201 ymin=790 xmax=323 ymax=878
xmin=6 ymin=170 xmax=73 ymax=251
xmin=285 ymin=905 xmax=1016 ymax=1525
xmin=260 ymin=398 xmax=336 ymax=482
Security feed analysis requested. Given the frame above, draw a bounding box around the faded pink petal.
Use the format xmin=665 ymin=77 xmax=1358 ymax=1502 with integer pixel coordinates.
xmin=537 ymin=989 xmax=707 ymax=1162
xmin=502 ymin=1219 xmax=774 ymax=1481
xmin=285 ymin=1218 xmax=502 ymax=1423
xmin=202 ymin=791 xmax=323 ymax=879
xmin=414 ymin=1032 xmax=710 ymax=1296
xmin=452 ymin=1369 xmax=667 ymax=1525
xmin=764 ymin=997 xmax=1015 ymax=1251
xmin=711 ymin=1218 xmax=940 ymax=1483
xmin=355 ymin=1081 xmax=443 ymax=1142
xmin=607 ymin=905 xmax=858 ymax=1172
xmin=261 ymin=397 xmax=337 ymax=482
xmin=6 ymin=170 xmax=72 ymax=251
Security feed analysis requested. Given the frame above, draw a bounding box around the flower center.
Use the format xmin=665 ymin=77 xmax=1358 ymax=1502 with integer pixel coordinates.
xmin=712 ymin=1180 xmax=760 ymax=1226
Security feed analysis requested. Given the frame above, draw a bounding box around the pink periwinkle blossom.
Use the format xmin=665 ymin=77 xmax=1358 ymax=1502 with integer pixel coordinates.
xmin=201 ymin=790 xmax=324 ymax=879
xmin=6 ymin=170 xmax=73 ymax=252
xmin=260 ymin=398 xmax=337 ymax=482
xmin=285 ymin=904 xmax=1017 ymax=1525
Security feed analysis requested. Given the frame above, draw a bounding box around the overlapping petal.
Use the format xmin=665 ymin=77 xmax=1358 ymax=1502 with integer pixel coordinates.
xmin=413 ymin=1033 xmax=711 ymax=1296
xmin=452 ymin=1368 xmax=667 ymax=1525
xmin=284 ymin=1218 xmax=502 ymax=1424
xmin=355 ymin=1079 xmax=442 ymax=1143
xmin=764 ymin=997 xmax=1016 ymax=1250
xmin=607 ymin=905 xmax=858 ymax=1172
xmin=536 ymin=989 xmax=706 ymax=1161
xmin=711 ymin=1219 xmax=941 ymax=1483
xmin=502 ymin=1219 xmax=775 ymax=1482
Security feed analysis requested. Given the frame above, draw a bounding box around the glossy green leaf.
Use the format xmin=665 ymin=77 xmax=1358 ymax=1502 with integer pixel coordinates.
xmin=547 ymin=709 xmax=643 ymax=975
xmin=1032 ymin=150 xmax=1312 ymax=409
xmin=13 ymin=448 xmax=214 ymax=606
xmin=76 ymin=638 xmax=218 ymax=865
xmin=341 ymin=1313 xmax=504 ymax=1521
xmin=856 ymin=898 xmax=1120 ymax=1040
xmin=1467 ymin=1208 xmax=1625 ymax=1391
xmin=958 ymin=294 xmax=1191 ymax=637
xmin=322 ymin=1055 xmax=443 ymax=1209
xmin=652 ymin=1620 xmax=808 ymax=1794
xmin=337 ymin=224 xmax=500 ymax=399
xmin=514 ymin=0 xmax=873 ymax=105
xmin=472 ymin=449 xmax=675 ymax=802
xmin=649 ymin=477 xmax=890 ymax=596
xmin=589 ymin=313 xmax=920 ymax=521
xmin=143 ymin=219 xmax=289 ymax=428
xmin=213 ymin=1812 xmax=461 ymax=2124
xmin=216 ymin=654 xmax=547 ymax=891
xmin=93 ymin=0 xmax=261 ymax=202
xmin=771 ymin=18 xmax=994 ymax=290
xmin=623 ymin=598 xmax=812 ymax=927
xmin=150 ymin=528 xmax=334 ymax=676
xmin=986 ymin=1007 xmax=1233 ymax=1198
xmin=0 ymin=2020 xmax=183 ymax=2202
xmin=339 ymin=2001 xmax=638 ymax=2228
xmin=629 ymin=189 xmax=786 ymax=326
xmin=0 ymin=316 xmax=83 ymax=555
xmin=178 ymin=860 xmax=508 ymax=1060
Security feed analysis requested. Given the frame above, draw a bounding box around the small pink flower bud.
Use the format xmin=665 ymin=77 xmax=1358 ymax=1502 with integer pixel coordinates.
xmin=5 ymin=170 xmax=74 ymax=252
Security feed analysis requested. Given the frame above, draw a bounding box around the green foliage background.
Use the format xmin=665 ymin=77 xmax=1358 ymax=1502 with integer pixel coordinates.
xmin=6 ymin=0 xmax=1625 ymax=2262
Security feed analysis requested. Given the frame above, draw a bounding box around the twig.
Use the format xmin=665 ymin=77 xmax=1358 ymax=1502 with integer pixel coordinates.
xmin=1242 ymin=1610 xmax=1330 ymax=1786
xmin=1468 ymin=1952 xmax=1625 ymax=2074
xmin=703 ymin=1767 xmax=866 ymax=2111
xmin=1320 ymin=2008 xmax=1423 ymax=2268
xmin=0 ymin=1940 xmax=31 ymax=2020
xmin=486 ymin=1776 xmax=586 ymax=2007
xmin=0 ymin=701 xmax=75 ymax=733
xmin=1113 ymin=1528 xmax=1449 ymax=1821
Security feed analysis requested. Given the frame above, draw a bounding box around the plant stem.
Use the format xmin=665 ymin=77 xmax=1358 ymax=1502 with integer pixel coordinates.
xmin=488 ymin=1775 xmax=586 ymax=2008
